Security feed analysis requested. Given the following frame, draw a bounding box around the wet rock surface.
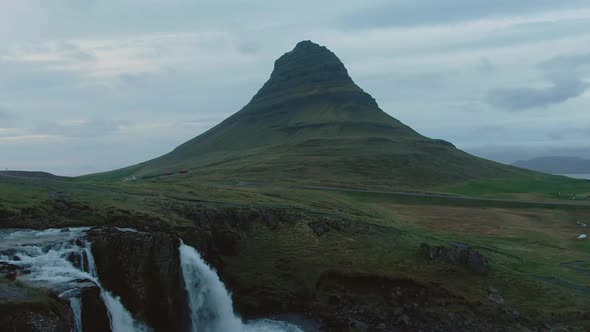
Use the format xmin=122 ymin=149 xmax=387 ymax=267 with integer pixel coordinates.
xmin=0 ymin=280 xmax=34 ymax=301
xmin=87 ymin=227 xmax=190 ymax=332
xmin=0 ymin=262 xmax=28 ymax=281
xmin=0 ymin=281 xmax=74 ymax=332
xmin=79 ymin=282 xmax=111 ymax=332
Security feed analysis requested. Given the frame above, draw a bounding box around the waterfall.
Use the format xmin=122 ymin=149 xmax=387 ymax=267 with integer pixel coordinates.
xmin=179 ymin=243 xmax=304 ymax=332
xmin=180 ymin=243 xmax=244 ymax=332
xmin=0 ymin=228 xmax=307 ymax=332
xmin=70 ymin=297 xmax=83 ymax=332
xmin=0 ymin=228 xmax=149 ymax=332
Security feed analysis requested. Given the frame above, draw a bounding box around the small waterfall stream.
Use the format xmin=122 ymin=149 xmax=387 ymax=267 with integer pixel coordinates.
xmin=0 ymin=228 xmax=306 ymax=332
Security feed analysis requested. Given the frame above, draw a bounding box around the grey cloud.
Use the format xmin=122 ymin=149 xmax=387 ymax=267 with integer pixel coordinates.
xmin=0 ymin=108 xmax=20 ymax=125
xmin=69 ymin=50 xmax=96 ymax=62
xmin=487 ymin=52 xmax=590 ymax=111
xmin=477 ymin=58 xmax=495 ymax=74
xmin=0 ymin=108 xmax=12 ymax=118
xmin=540 ymin=53 xmax=590 ymax=71
xmin=238 ymin=41 xmax=261 ymax=55
xmin=547 ymin=127 xmax=590 ymax=140
xmin=56 ymin=41 xmax=97 ymax=62
xmin=35 ymin=118 xmax=121 ymax=138
xmin=340 ymin=0 xmax=589 ymax=29
xmin=487 ymin=78 xmax=588 ymax=111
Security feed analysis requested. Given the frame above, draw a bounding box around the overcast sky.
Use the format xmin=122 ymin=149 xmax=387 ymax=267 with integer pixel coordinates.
xmin=1 ymin=0 xmax=589 ymax=175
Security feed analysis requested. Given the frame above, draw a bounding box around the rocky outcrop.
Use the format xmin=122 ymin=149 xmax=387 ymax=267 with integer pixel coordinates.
xmin=0 ymin=280 xmax=74 ymax=332
xmin=78 ymin=282 xmax=110 ymax=332
xmin=0 ymin=198 xmax=171 ymax=231
xmin=174 ymin=206 xmax=293 ymax=268
xmin=312 ymin=272 xmax=510 ymax=331
xmin=87 ymin=228 xmax=190 ymax=332
xmin=420 ymin=243 xmax=488 ymax=273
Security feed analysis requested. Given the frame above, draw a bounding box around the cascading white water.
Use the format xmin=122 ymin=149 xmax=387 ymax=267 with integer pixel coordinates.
xmin=179 ymin=243 xmax=304 ymax=332
xmin=0 ymin=228 xmax=149 ymax=332
xmin=180 ymin=243 xmax=244 ymax=332
xmin=70 ymin=297 xmax=83 ymax=332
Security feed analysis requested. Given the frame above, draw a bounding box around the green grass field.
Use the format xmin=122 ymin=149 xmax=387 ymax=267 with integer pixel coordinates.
xmin=1 ymin=171 xmax=589 ymax=326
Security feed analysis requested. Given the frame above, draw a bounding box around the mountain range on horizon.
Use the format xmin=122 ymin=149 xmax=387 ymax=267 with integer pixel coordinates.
xmin=513 ymin=156 xmax=590 ymax=175
xmin=91 ymin=40 xmax=531 ymax=189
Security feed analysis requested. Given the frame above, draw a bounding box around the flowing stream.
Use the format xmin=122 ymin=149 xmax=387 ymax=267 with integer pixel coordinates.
xmin=0 ymin=228 xmax=304 ymax=332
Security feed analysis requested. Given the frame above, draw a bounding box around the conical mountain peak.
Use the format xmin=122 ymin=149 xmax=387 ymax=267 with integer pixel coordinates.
xmin=99 ymin=41 xmax=523 ymax=189
xmin=252 ymin=40 xmax=356 ymax=100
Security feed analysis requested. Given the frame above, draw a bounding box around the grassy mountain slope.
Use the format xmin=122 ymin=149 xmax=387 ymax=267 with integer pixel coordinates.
xmin=90 ymin=41 xmax=530 ymax=189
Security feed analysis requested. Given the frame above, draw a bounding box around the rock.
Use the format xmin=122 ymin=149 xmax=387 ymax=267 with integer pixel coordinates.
xmin=512 ymin=309 xmax=520 ymax=319
xmin=350 ymin=319 xmax=369 ymax=331
xmin=328 ymin=295 xmax=340 ymax=305
xmin=488 ymin=293 xmax=504 ymax=304
xmin=79 ymin=283 xmax=111 ymax=332
xmin=420 ymin=243 xmax=489 ymax=273
xmin=87 ymin=228 xmax=190 ymax=332
xmin=393 ymin=306 xmax=404 ymax=316
xmin=397 ymin=314 xmax=410 ymax=325
xmin=307 ymin=221 xmax=331 ymax=236
xmin=467 ymin=250 xmax=488 ymax=273
xmin=0 ymin=283 xmax=75 ymax=332
xmin=0 ymin=262 xmax=25 ymax=280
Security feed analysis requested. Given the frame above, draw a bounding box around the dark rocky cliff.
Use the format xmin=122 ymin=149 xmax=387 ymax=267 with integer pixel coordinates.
xmin=87 ymin=228 xmax=191 ymax=332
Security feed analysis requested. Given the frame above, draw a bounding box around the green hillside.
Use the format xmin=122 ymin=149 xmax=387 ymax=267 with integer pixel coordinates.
xmin=89 ymin=41 xmax=530 ymax=189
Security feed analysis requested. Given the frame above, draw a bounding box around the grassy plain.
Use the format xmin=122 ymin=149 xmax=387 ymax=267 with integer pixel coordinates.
xmin=1 ymin=171 xmax=589 ymax=326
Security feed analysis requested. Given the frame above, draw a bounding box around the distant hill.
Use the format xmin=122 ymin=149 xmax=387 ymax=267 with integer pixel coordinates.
xmin=513 ymin=157 xmax=590 ymax=174
xmin=0 ymin=170 xmax=68 ymax=180
xmin=90 ymin=40 xmax=529 ymax=189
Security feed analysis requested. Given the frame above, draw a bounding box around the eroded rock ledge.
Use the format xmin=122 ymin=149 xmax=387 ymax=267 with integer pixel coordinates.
xmin=0 ymin=281 xmax=74 ymax=332
xmin=87 ymin=228 xmax=191 ymax=332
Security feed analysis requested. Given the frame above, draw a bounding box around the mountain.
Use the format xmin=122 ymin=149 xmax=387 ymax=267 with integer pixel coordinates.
xmin=96 ymin=41 xmax=528 ymax=189
xmin=513 ymin=156 xmax=590 ymax=174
